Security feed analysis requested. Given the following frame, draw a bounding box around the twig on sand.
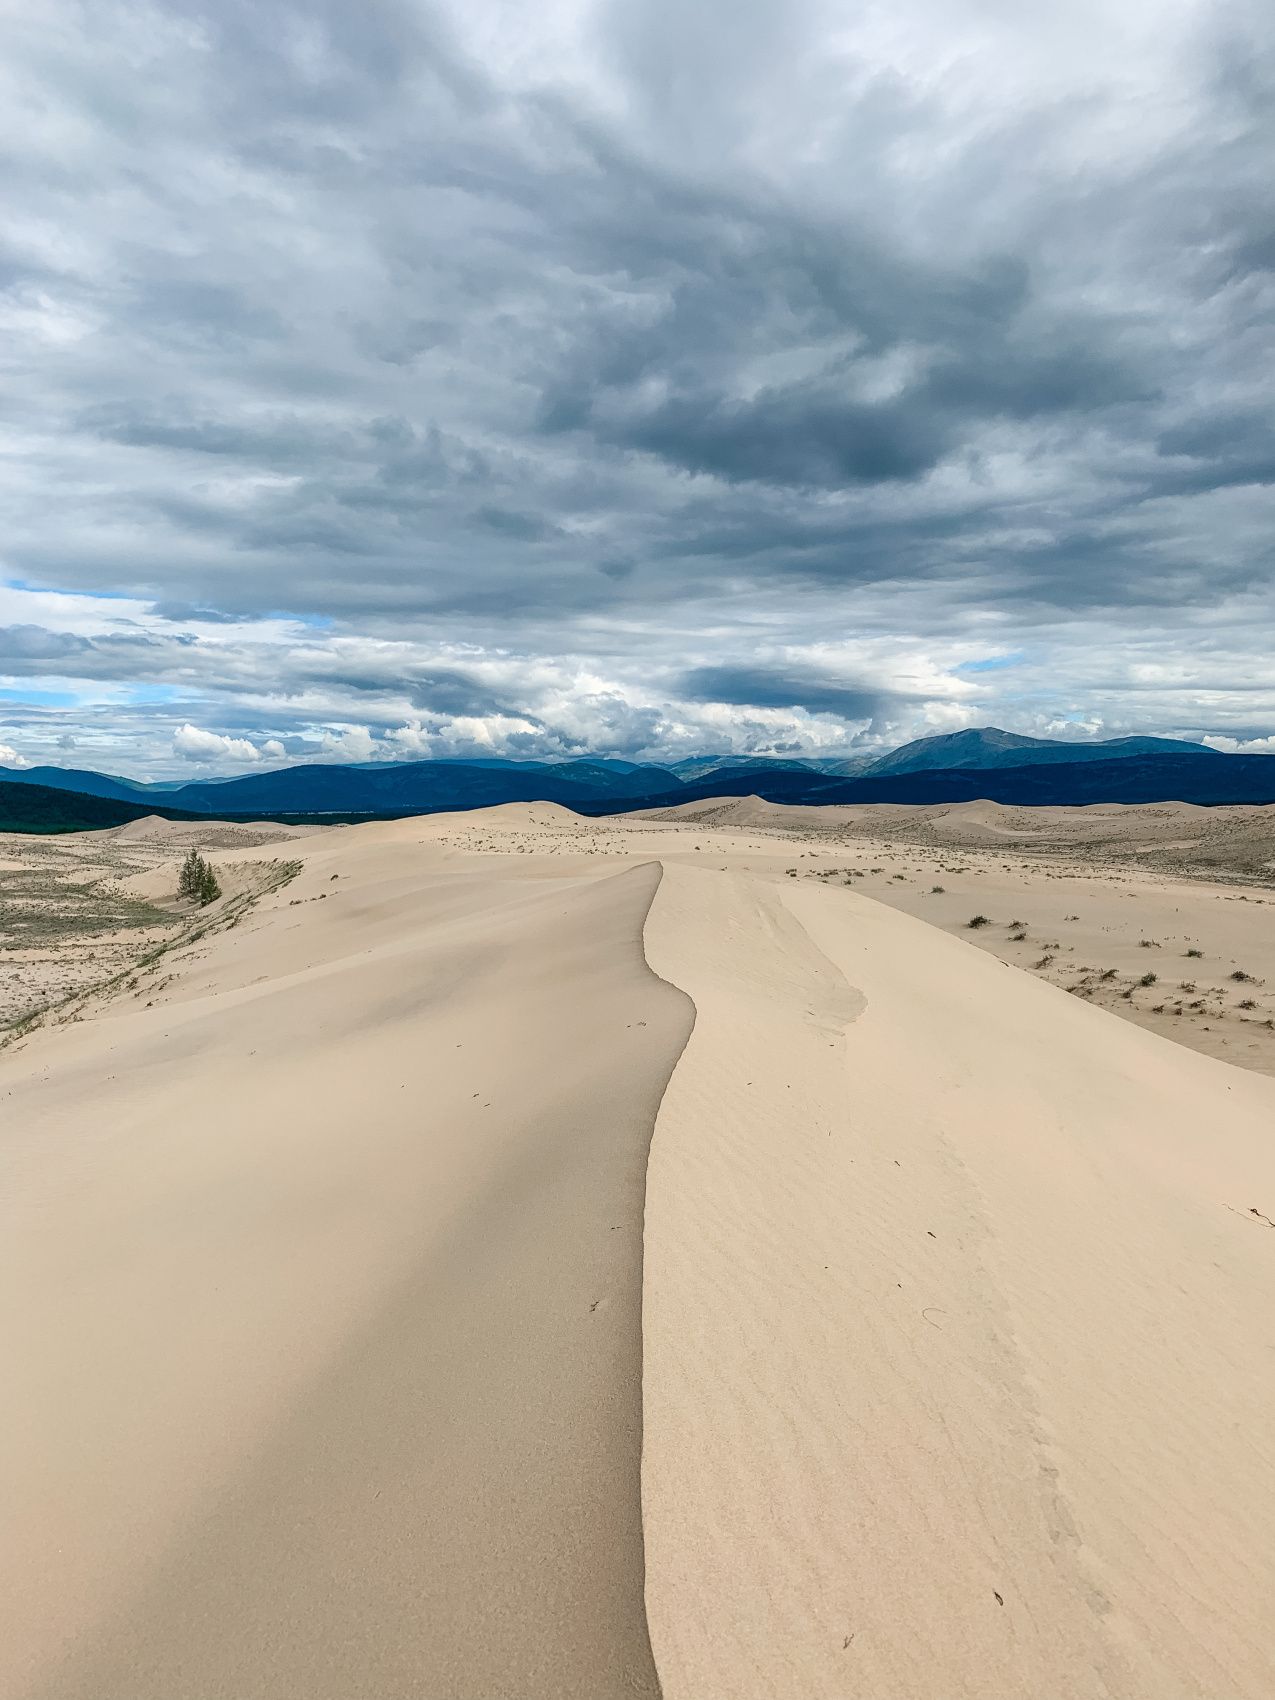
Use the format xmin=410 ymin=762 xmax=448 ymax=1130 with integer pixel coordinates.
xmin=1224 ymin=1204 xmax=1275 ymax=1228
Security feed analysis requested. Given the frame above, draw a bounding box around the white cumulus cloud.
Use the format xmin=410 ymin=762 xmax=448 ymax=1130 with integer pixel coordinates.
xmin=319 ymin=724 xmax=377 ymax=762
xmin=172 ymin=724 xmax=264 ymax=764
xmin=1202 ymin=734 xmax=1275 ymax=755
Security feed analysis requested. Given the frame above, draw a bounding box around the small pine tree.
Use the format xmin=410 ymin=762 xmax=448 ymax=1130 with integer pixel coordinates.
xmin=178 ymin=847 xmax=221 ymax=906
xmin=196 ymin=860 xmax=221 ymax=905
xmin=178 ymin=846 xmax=202 ymax=901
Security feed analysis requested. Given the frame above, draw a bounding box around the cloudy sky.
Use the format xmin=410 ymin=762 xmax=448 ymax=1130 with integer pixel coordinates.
xmin=1 ymin=0 xmax=1273 ymax=776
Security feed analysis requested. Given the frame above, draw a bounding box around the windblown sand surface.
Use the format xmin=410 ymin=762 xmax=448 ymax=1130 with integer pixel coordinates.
xmin=644 ymin=868 xmax=1275 ymax=1698
xmin=643 ymin=795 xmax=1275 ymax=1076
xmin=3 ymin=799 xmax=1275 ymax=1698
xmin=2 ymin=814 xmax=690 ymax=1699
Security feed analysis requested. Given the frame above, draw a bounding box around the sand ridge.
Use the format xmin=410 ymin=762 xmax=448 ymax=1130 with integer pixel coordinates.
xmin=643 ymin=862 xmax=1275 ymax=1698
xmin=1 ymin=831 xmax=691 ymax=1699
xmin=3 ymin=800 xmax=1275 ymax=1696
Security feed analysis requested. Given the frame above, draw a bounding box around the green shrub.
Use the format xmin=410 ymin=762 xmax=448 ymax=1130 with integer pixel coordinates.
xmin=178 ymin=847 xmax=221 ymax=907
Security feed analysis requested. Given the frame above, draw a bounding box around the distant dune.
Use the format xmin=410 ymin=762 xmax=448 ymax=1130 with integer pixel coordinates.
xmin=103 ymin=813 xmax=318 ymax=845
xmin=3 ymin=802 xmax=1274 ymax=1697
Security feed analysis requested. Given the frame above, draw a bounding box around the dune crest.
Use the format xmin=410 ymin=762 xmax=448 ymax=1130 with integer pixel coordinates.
xmin=5 ymin=802 xmax=1275 ymax=1697
xmin=642 ymin=864 xmax=1275 ymax=1698
xmin=0 ymin=841 xmax=690 ymax=1700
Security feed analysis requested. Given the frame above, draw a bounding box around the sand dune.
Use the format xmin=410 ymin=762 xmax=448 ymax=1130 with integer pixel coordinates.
xmin=104 ymin=814 xmax=316 ymax=846
xmin=643 ymin=795 xmax=1275 ymax=883
xmin=643 ymin=864 xmax=1275 ymax=1699
xmin=1 ymin=830 xmax=690 ymax=1699
xmin=3 ymin=802 xmax=1275 ymax=1697
xmin=645 ymin=792 xmax=792 ymax=828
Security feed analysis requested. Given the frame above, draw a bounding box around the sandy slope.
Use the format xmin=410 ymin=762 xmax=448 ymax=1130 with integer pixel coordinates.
xmin=1 ymin=818 xmax=691 ymax=1699
xmin=643 ymin=862 xmax=1275 ymax=1699
xmin=641 ymin=795 xmax=1275 ymax=1076
xmin=4 ymin=801 xmax=1275 ymax=1698
xmin=645 ymin=793 xmax=1275 ymax=884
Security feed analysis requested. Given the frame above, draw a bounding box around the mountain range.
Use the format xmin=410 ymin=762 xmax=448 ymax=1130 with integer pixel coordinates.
xmin=859 ymin=727 xmax=1218 ymax=775
xmin=1 ymin=727 xmax=1271 ymax=832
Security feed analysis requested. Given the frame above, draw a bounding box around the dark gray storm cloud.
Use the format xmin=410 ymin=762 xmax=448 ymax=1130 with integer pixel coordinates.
xmin=679 ymin=666 xmax=892 ymax=723
xmin=0 ymin=0 xmax=1273 ymax=773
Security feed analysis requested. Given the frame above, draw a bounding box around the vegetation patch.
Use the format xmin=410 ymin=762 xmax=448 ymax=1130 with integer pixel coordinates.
xmin=178 ymin=848 xmax=222 ymax=907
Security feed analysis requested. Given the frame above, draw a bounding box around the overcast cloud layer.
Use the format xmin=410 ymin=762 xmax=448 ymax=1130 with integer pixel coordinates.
xmin=1 ymin=0 xmax=1273 ymax=776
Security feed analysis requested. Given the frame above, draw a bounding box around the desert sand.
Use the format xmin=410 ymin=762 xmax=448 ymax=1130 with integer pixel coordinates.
xmin=3 ymin=799 xmax=1275 ymax=1697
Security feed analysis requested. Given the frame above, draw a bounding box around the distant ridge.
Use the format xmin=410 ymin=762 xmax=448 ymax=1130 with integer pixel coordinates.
xmin=0 ymin=757 xmax=682 ymax=816
xmin=666 ymin=755 xmax=825 ymax=780
xmin=864 ymin=727 xmax=1218 ymax=776
xmin=1 ymin=729 xmax=1269 ymax=831
xmin=0 ymin=779 xmax=201 ymax=834
xmin=3 ymin=764 xmax=172 ymax=804
xmin=610 ymin=753 xmax=1275 ymax=812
